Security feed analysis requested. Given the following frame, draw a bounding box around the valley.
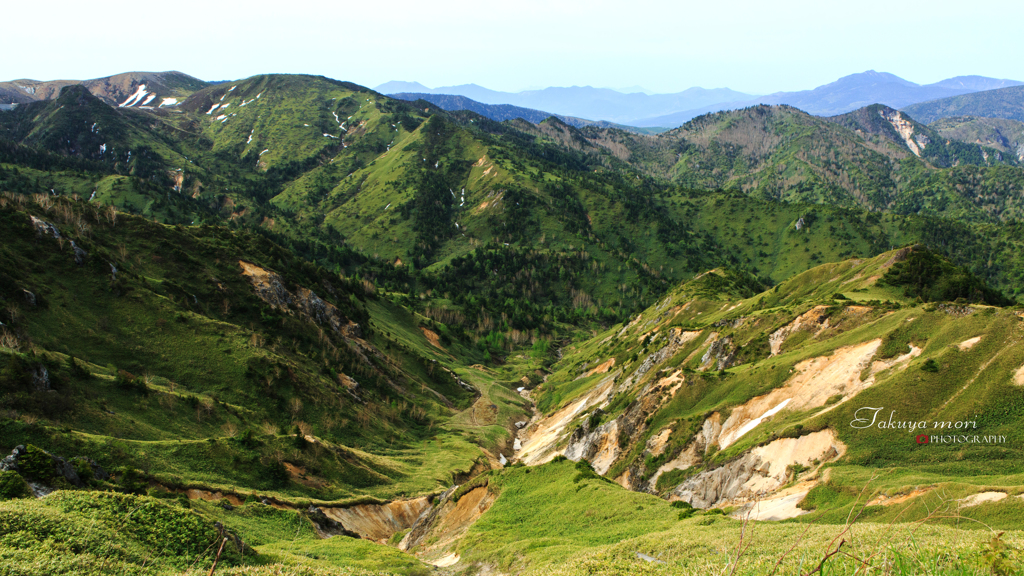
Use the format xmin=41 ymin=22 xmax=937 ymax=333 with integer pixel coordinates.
xmin=1 ymin=70 xmax=1024 ymax=576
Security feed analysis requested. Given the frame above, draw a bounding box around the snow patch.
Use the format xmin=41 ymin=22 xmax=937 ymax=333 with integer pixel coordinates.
xmin=141 ymin=93 xmax=156 ymax=106
xmin=206 ymin=104 xmax=220 ymax=115
xmin=160 ymin=98 xmax=178 ymax=107
xmin=729 ymin=399 xmax=791 ymax=445
xmin=119 ymin=84 xmax=148 ymax=107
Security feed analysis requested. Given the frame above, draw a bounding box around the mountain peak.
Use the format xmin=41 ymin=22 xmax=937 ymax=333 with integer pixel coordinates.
xmin=374 ymin=80 xmax=430 ymax=93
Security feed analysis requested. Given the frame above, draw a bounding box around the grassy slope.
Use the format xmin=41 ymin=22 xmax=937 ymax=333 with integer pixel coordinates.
xmin=445 ymin=460 xmax=1023 ymax=575
xmin=902 ymin=85 xmax=1024 ymax=124
xmin=0 ymin=194 xmax=538 ymax=506
xmin=529 ymin=249 xmax=1024 ymax=527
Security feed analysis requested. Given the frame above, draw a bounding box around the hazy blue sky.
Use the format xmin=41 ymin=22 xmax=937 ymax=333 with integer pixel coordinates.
xmin=6 ymin=0 xmax=1022 ymax=94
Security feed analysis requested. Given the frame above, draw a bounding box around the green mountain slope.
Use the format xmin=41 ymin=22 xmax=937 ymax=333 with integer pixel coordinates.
xmin=902 ymin=85 xmax=1024 ymax=124
xmin=515 ymin=246 xmax=1024 ymax=519
xmin=577 ymin=104 xmax=1024 ymax=224
xmin=930 ymin=116 xmax=1024 ymax=161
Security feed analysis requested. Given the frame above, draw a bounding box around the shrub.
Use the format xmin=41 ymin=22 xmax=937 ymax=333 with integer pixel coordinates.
xmin=0 ymin=470 xmax=29 ymax=499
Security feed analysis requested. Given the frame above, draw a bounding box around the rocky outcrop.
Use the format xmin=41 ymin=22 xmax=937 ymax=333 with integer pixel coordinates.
xmin=29 ymin=216 xmax=60 ymax=239
xmin=306 ymin=506 xmax=362 ymax=539
xmin=70 ymin=240 xmax=88 ymax=265
xmin=320 ymin=497 xmax=433 ymax=543
xmin=671 ymin=430 xmax=844 ymax=509
xmin=565 ymin=369 xmax=688 ymax=478
xmin=399 ymin=486 xmax=496 ymax=553
xmin=648 ymin=414 xmax=722 ymax=489
xmin=239 ymin=260 xmax=358 ymax=337
xmin=768 ymin=305 xmax=832 ymax=356
xmin=700 ymin=336 xmax=735 ymax=371
xmin=0 ymin=445 xmax=102 ymax=497
xmin=28 ymin=365 xmax=50 ymax=392
xmin=879 ymin=108 xmax=929 ymax=157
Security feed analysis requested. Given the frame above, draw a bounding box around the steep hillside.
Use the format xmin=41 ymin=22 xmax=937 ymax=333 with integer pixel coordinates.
xmin=581 ymin=104 xmax=1024 ymax=225
xmin=516 ymin=247 xmax=1022 ymax=507
xmin=930 ymin=116 xmax=1024 ymax=161
xmin=5 ymin=73 xmax=1024 ymax=575
xmin=5 ymin=78 xmax=1024 ymax=321
xmin=902 ymin=85 xmax=1024 ymax=124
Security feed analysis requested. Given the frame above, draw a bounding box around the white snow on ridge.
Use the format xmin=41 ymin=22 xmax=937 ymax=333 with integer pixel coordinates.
xmin=217 ymin=115 xmax=227 ymax=120
xmin=259 ymin=149 xmax=270 ymax=156
xmin=323 ymin=133 xmax=338 ymax=139
xmin=119 ymin=84 xmax=148 ymax=107
xmin=247 ymin=129 xmax=254 ymax=144
xmin=141 ymin=93 xmax=157 ymax=106
xmin=206 ymin=104 xmax=220 ymax=115
xmin=160 ymin=98 xmax=178 ymax=107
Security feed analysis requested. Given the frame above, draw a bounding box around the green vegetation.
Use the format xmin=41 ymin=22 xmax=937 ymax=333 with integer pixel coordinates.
xmin=3 ymin=72 xmax=1024 ymax=575
xmin=902 ymin=85 xmax=1024 ymax=124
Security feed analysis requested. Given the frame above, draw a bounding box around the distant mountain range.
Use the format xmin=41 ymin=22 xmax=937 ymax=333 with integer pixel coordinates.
xmin=389 ymin=93 xmax=664 ymax=134
xmin=375 ymin=81 xmax=755 ymax=125
xmin=631 ymin=72 xmax=1023 ymax=126
xmin=379 ymin=72 xmax=1023 ymax=128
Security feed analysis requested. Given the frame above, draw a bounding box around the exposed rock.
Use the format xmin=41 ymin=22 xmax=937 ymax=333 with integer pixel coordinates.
xmin=320 ymin=497 xmax=433 ymax=543
xmin=514 ymin=421 xmax=527 ymax=429
xmin=29 ymin=216 xmax=60 ymax=239
xmin=239 ymin=260 xmax=357 ymax=337
xmin=70 ymin=240 xmax=87 ymax=265
xmin=517 ymin=371 xmax=619 ymax=466
xmin=28 ymin=365 xmax=50 ymax=392
xmin=649 ymin=414 xmax=722 ymax=489
xmin=0 ymin=445 xmax=26 ymax=473
xmin=716 ymin=338 xmax=919 ymax=450
xmin=565 ymin=418 xmax=620 ymax=475
xmin=400 ymin=486 xmax=496 ymax=553
xmin=795 ymin=217 xmax=805 ymax=231
xmin=28 ymin=482 xmax=53 ymax=498
xmin=565 ymin=370 xmax=688 ymax=478
xmin=1 ymin=445 xmax=85 ymax=492
xmin=700 ymin=336 xmax=735 ymax=371
xmin=441 ymin=365 xmax=477 ymax=394
xmin=22 ymin=290 xmax=36 ymax=307
xmin=671 ymin=430 xmax=844 ymax=509
xmin=306 ymin=505 xmax=361 ymax=539
xmin=879 ymin=108 xmax=927 ymax=157
xmin=768 ymin=306 xmax=832 ymax=356
xmin=732 ymin=488 xmax=811 ymax=521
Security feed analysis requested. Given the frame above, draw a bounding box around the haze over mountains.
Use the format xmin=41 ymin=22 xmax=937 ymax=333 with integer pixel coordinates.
xmin=379 ymin=71 xmax=1023 ymax=128
xmin=375 ymin=81 xmax=756 ymax=125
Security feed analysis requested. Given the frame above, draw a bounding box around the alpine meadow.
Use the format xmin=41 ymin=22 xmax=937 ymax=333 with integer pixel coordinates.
xmin=3 ymin=62 xmax=1024 ymax=576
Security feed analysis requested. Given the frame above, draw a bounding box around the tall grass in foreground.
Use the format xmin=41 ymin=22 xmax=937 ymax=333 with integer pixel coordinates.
xmin=537 ymin=487 xmax=1022 ymax=576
